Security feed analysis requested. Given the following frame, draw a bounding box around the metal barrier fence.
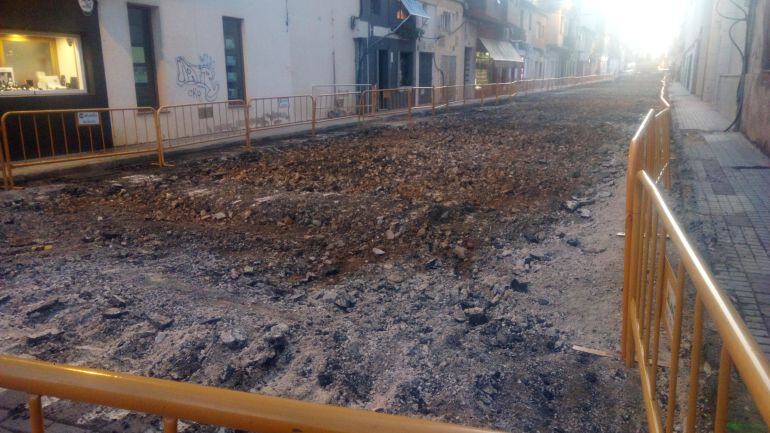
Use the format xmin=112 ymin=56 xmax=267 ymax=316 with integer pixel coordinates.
xmin=315 ymin=91 xmax=362 ymax=124
xmin=0 ymin=355 xmax=500 ymax=433
xmin=622 ymin=79 xmax=770 ymax=433
xmin=159 ymin=100 xmax=247 ymax=151
xmin=311 ymin=83 xmax=372 ymax=96
xmin=1 ymin=108 xmax=161 ymax=189
xmin=1 ymin=75 xmax=613 ymax=189
xmin=359 ymin=87 xmax=413 ymax=119
xmin=247 ymin=95 xmax=315 ymax=135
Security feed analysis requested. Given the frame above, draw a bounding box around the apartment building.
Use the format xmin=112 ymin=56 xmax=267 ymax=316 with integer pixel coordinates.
xmin=416 ymin=0 xmax=467 ymax=87
xmin=508 ymin=0 xmax=548 ymax=79
xmin=465 ymin=0 xmax=524 ymax=84
xmin=674 ymin=0 xmax=769 ymax=153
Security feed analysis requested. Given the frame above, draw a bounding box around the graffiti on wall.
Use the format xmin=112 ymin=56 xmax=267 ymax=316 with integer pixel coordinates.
xmin=176 ymin=54 xmax=220 ymax=102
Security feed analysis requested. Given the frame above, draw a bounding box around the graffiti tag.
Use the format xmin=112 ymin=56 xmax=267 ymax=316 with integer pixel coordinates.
xmin=176 ymin=54 xmax=220 ymax=102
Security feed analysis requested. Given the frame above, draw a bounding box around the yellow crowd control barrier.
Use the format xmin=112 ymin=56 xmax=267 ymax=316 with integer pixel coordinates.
xmin=1 ymin=74 xmax=613 ymax=189
xmin=622 ymin=79 xmax=770 ymax=432
xmin=158 ymin=100 xmax=247 ymax=152
xmin=0 ymin=355 xmax=501 ymax=433
xmin=1 ymin=107 xmax=162 ymax=189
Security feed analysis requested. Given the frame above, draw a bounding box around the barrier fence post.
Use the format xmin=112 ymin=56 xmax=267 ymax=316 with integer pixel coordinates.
xmin=163 ymin=417 xmax=179 ymax=433
xmin=431 ymin=86 xmax=436 ymax=115
xmin=244 ymin=100 xmax=253 ymax=148
xmin=407 ymin=89 xmax=413 ymax=122
xmin=463 ymin=85 xmax=467 ymax=105
xmin=154 ymin=109 xmax=167 ymax=167
xmin=311 ymin=97 xmax=317 ymax=135
xmin=29 ymin=394 xmax=44 ymax=433
xmin=1 ymin=119 xmax=12 ymax=190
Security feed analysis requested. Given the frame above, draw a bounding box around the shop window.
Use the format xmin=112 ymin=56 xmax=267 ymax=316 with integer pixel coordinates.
xmin=0 ymin=31 xmax=87 ymax=96
xmin=370 ymin=0 xmax=381 ymax=15
xmin=475 ymin=50 xmax=491 ymax=85
xmin=223 ymin=17 xmax=245 ymax=101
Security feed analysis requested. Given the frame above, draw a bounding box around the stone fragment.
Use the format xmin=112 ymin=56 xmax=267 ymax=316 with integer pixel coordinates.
xmin=27 ymin=328 xmax=64 ymax=345
xmin=25 ymin=298 xmax=62 ymax=316
xmin=509 ymin=278 xmax=529 ymax=293
xmin=463 ymin=307 xmax=488 ymax=326
xmin=220 ymin=329 xmax=247 ymax=350
xmin=148 ymin=313 xmax=174 ymax=330
xmin=103 ymin=308 xmax=126 ymax=319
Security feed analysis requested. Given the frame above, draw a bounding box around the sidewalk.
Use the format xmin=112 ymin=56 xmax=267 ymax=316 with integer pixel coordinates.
xmin=669 ymin=83 xmax=770 ymax=356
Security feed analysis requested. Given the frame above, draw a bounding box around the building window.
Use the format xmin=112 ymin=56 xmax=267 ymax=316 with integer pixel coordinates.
xmin=222 ymin=17 xmax=245 ymax=101
xmin=763 ymin=4 xmax=770 ymax=71
xmin=396 ymin=5 xmax=408 ymax=20
xmin=371 ymin=0 xmax=381 ymax=15
xmin=0 ymin=31 xmax=87 ymax=96
xmin=128 ymin=5 xmax=158 ymax=108
xmin=439 ymin=11 xmax=451 ymax=33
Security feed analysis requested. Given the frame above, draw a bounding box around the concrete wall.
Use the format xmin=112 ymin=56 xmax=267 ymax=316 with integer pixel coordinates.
xmin=741 ymin=0 xmax=770 ymax=154
xmin=699 ymin=0 xmax=746 ymax=120
xmin=99 ymin=0 xmax=358 ymax=108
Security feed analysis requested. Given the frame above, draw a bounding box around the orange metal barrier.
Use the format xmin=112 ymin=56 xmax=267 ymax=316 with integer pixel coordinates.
xmin=1 ymin=107 xmax=162 ymax=189
xmin=0 ymin=355 xmax=501 ymax=433
xmin=622 ymin=79 xmax=770 ymax=432
xmin=247 ymin=95 xmax=315 ymax=137
xmin=359 ymin=87 xmax=413 ymax=119
xmin=158 ymin=100 xmax=247 ymax=152
xmin=1 ymin=75 xmax=613 ymax=189
xmin=315 ymin=91 xmax=362 ymax=124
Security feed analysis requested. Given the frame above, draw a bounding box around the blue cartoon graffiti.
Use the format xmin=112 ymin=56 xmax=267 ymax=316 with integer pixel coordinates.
xmin=176 ymin=54 xmax=220 ymax=102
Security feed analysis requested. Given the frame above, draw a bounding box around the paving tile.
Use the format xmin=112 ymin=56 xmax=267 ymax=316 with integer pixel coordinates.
xmin=671 ymin=82 xmax=770 ymax=357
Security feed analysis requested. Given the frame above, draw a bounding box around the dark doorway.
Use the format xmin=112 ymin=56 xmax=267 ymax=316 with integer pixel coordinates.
xmin=419 ymin=52 xmax=433 ymax=87
xmin=377 ymin=49 xmax=390 ymax=90
xmin=128 ymin=5 xmax=158 ymax=108
xmin=399 ymin=51 xmax=414 ymax=87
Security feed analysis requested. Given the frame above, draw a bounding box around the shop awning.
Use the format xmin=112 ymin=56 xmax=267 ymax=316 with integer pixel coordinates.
xmin=400 ymin=0 xmax=430 ymax=19
xmin=479 ymin=38 xmax=524 ymax=63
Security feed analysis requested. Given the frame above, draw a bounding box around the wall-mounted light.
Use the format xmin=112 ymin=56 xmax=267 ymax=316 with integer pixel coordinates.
xmin=78 ymin=0 xmax=94 ymax=16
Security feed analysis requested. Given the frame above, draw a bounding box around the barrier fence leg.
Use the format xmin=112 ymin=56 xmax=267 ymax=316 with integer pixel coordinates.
xmin=154 ymin=110 xmax=168 ymax=168
xmin=1 ymin=123 xmax=14 ymax=190
xmin=431 ymin=86 xmax=436 ymax=115
xmin=163 ymin=417 xmax=179 ymax=433
xmin=244 ymin=102 xmax=253 ymax=148
xmin=29 ymin=394 xmax=45 ymax=433
xmin=311 ymin=98 xmax=317 ymax=135
xmin=407 ymin=90 xmax=413 ymax=123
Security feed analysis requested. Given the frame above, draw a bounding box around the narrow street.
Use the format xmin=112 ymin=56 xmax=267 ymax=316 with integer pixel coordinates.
xmin=0 ymin=75 xmax=661 ymax=432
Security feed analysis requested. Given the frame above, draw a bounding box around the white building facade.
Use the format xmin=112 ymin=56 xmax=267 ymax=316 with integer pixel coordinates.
xmin=98 ymin=0 xmax=359 ymax=108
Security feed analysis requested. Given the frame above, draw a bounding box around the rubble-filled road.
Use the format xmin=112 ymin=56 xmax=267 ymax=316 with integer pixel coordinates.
xmin=0 ymin=74 xmax=661 ymax=432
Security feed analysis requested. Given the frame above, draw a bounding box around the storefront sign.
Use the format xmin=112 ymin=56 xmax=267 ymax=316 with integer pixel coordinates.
xmin=78 ymin=0 xmax=94 ymax=16
xmin=77 ymin=111 xmax=100 ymax=126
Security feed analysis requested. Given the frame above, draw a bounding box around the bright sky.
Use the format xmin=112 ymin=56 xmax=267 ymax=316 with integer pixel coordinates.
xmin=581 ymin=0 xmax=686 ymax=58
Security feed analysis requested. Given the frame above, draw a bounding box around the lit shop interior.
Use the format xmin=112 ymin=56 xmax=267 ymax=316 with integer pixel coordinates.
xmin=0 ymin=32 xmax=86 ymax=95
